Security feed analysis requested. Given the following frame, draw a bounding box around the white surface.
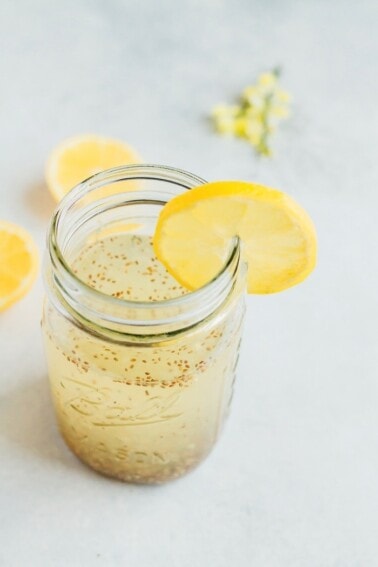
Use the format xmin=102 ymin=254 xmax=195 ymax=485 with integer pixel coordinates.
xmin=1 ymin=1 xmax=378 ymax=566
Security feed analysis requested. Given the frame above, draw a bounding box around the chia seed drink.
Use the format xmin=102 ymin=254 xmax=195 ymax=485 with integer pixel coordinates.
xmin=42 ymin=166 xmax=246 ymax=483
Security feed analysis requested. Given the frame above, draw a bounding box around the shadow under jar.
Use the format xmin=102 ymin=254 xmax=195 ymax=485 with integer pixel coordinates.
xmin=42 ymin=164 xmax=246 ymax=484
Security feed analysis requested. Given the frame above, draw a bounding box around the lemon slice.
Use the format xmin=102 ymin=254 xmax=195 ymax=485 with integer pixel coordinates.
xmin=0 ymin=221 xmax=39 ymax=311
xmin=153 ymin=181 xmax=317 ymax=294
xmin=45 ymin=135 xmax=142 ymax=201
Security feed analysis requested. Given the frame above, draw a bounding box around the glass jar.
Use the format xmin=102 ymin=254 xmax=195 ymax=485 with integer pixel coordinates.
xmin=42 ymin=164 xmax=246 ymax=483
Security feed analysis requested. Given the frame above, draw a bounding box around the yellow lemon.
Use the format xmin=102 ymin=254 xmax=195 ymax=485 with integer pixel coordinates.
xmin=153 ymin=181 xmax=317 ymax=294
xmin=45 ymin=134 xmax=142 ymax=201
xmin=0 ymin=221 xmax=39 ymax=311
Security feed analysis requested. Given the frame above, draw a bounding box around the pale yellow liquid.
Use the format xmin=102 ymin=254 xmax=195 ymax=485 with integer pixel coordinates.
xmin=43 ymin=234 xmax=244 ymax=483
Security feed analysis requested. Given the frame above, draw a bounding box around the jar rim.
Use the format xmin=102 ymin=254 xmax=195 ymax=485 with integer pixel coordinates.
xmin=46 ymin=164 xmax=244 ymax=339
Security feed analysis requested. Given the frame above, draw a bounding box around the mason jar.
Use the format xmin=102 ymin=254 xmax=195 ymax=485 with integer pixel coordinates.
xmin=42 ymin=164 xmax=246 ymax=483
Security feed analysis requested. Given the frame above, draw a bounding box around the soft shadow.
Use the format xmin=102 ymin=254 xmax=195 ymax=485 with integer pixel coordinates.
xmin=0 ymin=377 xmax=80 ymax=471
xmin=23 ymin=181 xmax=56 ymax=219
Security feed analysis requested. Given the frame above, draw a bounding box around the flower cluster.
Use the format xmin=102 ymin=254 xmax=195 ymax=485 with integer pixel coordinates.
xmin=211 ymin=69 xmax=291 ymax=156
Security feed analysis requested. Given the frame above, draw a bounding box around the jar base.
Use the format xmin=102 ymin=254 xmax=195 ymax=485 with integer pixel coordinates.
xmin=60 ymin=428 xmax=211 ymax=485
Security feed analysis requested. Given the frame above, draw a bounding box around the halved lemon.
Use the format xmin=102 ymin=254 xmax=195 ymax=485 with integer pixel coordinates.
xmin=153 ymin=181 xmax=317 ymax=294
xmin=0 ymin=221 xmax=39 ymax=311
xmin=45 ymin=135 xmax=142 ymax=201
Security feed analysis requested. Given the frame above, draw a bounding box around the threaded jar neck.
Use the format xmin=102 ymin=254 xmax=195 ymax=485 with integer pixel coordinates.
xmin=45 ymin=164 xmax=244 ymax=343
